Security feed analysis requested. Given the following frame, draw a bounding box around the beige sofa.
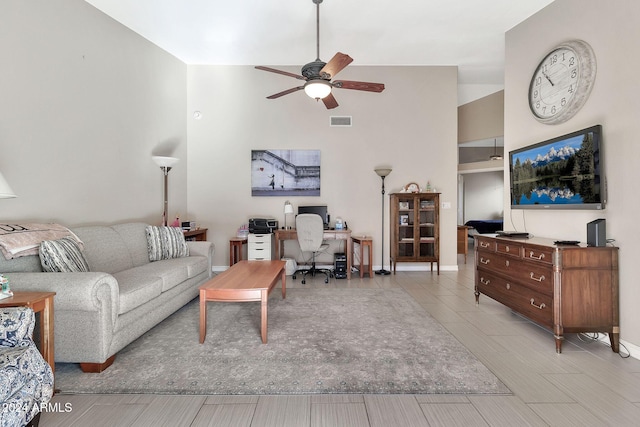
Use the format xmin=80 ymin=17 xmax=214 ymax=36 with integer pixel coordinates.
xmin=0 ymin=222 xmax=214 ymax=372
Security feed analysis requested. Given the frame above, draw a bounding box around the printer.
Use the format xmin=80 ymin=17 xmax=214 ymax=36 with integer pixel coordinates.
xmin=248 ymin=218 xmax=278 ymax=234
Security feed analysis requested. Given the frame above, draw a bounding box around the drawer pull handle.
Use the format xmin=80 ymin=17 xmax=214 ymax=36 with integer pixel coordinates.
xmin=480 ymin=258 xmax=490 ymax=265
xmin=530 ymin=298 xmax=546 ymax=310
xmin=529 ymin=272 xmax=545 ymax=282
xmin=480 ymin=277 xmax=490 ymax=285
xmin=506 ymin=283 xmax=511 ymax=290
xmin=529 ymin=251 xmax=545 ymax=260
xmin=480 ymin=242 xmax=489 ymax=248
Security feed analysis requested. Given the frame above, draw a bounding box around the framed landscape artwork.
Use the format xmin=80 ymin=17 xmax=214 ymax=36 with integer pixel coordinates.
xmin=251 ymin=149 xmax=321 ymax=196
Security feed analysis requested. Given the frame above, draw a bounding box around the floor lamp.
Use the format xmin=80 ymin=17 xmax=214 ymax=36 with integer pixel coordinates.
xmin=374 ymin=168 xmax=392 ymax=275
xmin=152 ymin=156 xmax=179 ymax=226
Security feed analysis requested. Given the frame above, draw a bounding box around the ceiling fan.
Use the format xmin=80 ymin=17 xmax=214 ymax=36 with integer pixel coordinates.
xmin=255 ymin=0 xmax=385 ymax=109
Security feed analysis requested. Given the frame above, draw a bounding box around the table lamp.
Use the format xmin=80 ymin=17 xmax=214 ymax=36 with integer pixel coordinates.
xmin=283 ymin=201 xmax=294 ymax=229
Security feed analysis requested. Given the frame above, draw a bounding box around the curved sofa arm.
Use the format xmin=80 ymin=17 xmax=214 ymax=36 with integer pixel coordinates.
xmin=187 ymin=241 xmax=215 ymax=278
xmin=6 ymin=272 xmax=120 ymax=326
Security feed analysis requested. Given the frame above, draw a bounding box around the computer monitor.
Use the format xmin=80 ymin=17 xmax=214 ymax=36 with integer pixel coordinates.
xmin=298 ymin=205 xmax=329 ymax=228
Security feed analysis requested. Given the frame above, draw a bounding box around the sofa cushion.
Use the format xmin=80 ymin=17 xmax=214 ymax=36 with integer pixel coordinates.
xmin=72 ymin=226 xmax=134 ymax=274
xmin=146 ymin=226 xmax=189 ymax=261
xmin=112 ymin=223 xmax=153 ymax=268
xmin=111 ymin=270 xmax=163 ymax=315
xmin=38 ymin=237 xmax=89 ymax=273
xmin=132 ymin=256 xmax=208 ymax=292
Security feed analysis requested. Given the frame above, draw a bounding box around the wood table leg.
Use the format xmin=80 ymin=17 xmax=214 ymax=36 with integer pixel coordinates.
xmin=261 ymin=289 xmax=268 ymax=344
xmin=199 ymin=290 xmax=206 ymax=343
xmin=281 ymin=269 xmax=286 ymax=299
xmin=41 ymin=296 xmax=55 ymax=375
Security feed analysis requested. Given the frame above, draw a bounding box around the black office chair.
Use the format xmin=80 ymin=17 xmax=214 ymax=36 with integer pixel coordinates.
xmin=292 ymin=214 xmax=332 ymax=284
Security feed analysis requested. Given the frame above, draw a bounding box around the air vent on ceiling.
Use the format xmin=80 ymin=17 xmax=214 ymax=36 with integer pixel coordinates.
xmin=330 ymin=116 xmax=352 ymax=127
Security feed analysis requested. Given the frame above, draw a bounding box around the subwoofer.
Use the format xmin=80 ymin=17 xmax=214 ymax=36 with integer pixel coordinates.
xmin=587 ymin=218 xmax=606 ymax=247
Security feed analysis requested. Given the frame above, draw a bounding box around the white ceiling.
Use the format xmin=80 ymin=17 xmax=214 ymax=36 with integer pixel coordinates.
xmin=84 ymin=0 xmax=554 ymax=101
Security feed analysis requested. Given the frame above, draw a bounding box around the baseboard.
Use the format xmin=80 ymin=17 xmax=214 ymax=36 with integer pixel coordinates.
xmin=596 ymin=334 xmax=640 ymax=360
xmin=212 ymin=264 xmax=460 ymax=273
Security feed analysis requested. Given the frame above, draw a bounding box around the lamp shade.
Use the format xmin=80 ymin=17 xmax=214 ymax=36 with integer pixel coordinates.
xmin=0 ymin=171 xmax=16 ymax=198
xmin=304 ymin=80 xmax=332 ymax=99
xmin=284 ymin=201 xmax=294 ymax=215
xmin=374 ymin=168 xmax=392 ymax=178
xmin=152 ymin=156 xmax=179 ymax=168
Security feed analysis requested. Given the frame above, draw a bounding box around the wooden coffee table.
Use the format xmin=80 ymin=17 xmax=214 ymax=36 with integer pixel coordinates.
xmin=199 ymin=260 xmax=286 ymax=344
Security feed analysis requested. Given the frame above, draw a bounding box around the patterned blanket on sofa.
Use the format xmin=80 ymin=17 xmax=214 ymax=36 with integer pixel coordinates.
xmin=0 ymin=223 xmax=83 ymax=260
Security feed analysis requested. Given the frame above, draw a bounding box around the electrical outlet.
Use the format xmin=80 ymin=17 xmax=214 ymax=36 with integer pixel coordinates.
xmin=442 ymin=202 xmax=451 ymax=209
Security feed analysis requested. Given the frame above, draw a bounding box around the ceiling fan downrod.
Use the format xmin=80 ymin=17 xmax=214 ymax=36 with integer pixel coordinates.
xmin=313 ymin=0 xmax=322 ymax=61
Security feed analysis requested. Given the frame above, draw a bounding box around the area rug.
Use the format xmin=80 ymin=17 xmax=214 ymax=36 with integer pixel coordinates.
xmin=55 ymin=288 xmax=510 ymax=395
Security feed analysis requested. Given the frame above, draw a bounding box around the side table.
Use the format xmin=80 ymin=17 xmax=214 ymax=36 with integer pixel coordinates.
xmin=351 ymin=235 xmax=373 ymax=278
xmin=0 ymin=291 xmax=56 ymax=374
xmin=184 ymin=228 xmax=208 ymax=241
xmin=229 ymin=237 xmax=248 ymax=266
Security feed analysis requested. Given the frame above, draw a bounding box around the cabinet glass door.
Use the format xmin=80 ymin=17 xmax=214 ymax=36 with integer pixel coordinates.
xmin=397 ymin=197 xmax=414 ymax=257
xmin=419 ymin=197 xmax=436 ymax=257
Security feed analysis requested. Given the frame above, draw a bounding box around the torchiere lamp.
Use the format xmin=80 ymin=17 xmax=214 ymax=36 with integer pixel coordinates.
xmin=374 ymin=167 xmax=392 ymax=275
xmin=152 ymin=156 xmax=179 ymax=226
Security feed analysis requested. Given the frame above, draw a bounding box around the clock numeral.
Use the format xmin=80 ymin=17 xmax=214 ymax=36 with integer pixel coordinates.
xmin=535 ymin=76 xmax=542 ymax=86
xmin=569 ymin=56 xmax=575 ymax=66
xmin=561 ymin=98 xmax=567 ymax=107
xmin=536 ymin=101 xmax=540 ymax=110
xmin=571 ymin=69 xmax=577 ymax=79
xmin=551 ymin=106 xmax=556 ymax=114
xmin=533 ymin=90 xmax=539 ymax=99
xmin=568 ymin=84 xmax=574 ymax=94
xmin=550 ymin=54 xmax=558 ymax=65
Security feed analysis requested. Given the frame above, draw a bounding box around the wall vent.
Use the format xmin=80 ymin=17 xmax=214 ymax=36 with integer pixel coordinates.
xmin=330 ymin=116 xmax=352 ymax=127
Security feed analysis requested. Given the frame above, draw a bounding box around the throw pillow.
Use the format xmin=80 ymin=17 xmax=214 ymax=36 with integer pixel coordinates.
xmin=146 ymin=226 xmax=189 ymax=262
xmin=39 ymin=237 xmax=90 ymax=273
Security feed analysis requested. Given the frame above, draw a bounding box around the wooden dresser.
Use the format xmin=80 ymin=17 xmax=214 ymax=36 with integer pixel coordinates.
xmin=474 ymin=235 xmax=619 ymax=353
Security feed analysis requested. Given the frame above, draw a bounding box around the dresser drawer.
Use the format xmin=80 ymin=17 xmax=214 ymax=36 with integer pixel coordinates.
xmin=496 ymin=241 xmax=523 ymax=258
xmin=477 ymin=252 xmax=553 ymax=295
xmin=522 ymin=244 xmax=554 ymax=265
xmin=477 ymin=270 xmax=552 ymax=327
xmin=248 ymin=233 xmax=272 ymax=243
xmin=248 ymin=248 xmax=271 ymax=260
xmin=475 ymin=236 xmax=496 ymax=252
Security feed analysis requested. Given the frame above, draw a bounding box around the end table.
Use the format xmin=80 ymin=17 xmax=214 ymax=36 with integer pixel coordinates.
xmin=0 ymin=291 xmax=56 ymax=374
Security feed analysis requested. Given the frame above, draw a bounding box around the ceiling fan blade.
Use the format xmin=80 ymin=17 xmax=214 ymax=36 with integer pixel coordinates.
xmin=255 ymin=66 xmax=306 ymax=81
xmin=320 ymin=52 xmax=353 ymax=79
xmin=322 ymin=92 xmax=339 ymax=109
xmin=266 ymin=86 xmax=304 ymax=99
xmin=334 ymin=80 xmax=385 ymax=93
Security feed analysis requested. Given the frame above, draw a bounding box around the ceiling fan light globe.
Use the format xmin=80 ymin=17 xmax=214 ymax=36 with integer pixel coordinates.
xmin=304 ymin=80 xmax=332 ymax=99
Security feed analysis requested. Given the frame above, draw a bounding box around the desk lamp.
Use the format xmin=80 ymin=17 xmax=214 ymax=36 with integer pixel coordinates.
xmin=0 ymin=171 xmax=16 ymax=199
xmin=283 ymin=201 xmax=294 ymax=229
xmin=152 ymin=156 xmax=179 ymax=226
xmin=374 ymin=167 xmax=392 ymax=275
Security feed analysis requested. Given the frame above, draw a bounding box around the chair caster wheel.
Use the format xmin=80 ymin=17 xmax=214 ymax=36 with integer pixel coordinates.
xmin=324 ymin=278 xmax=329 ymax=283
xmin=301 ymin=280 xmax=306 ymax=284
xmin=292 ymin=275 xmax=296 ymax=279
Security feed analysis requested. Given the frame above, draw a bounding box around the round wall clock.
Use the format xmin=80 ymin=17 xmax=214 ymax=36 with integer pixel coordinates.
xmin=528 ymin=39 xmax=597 ymax=125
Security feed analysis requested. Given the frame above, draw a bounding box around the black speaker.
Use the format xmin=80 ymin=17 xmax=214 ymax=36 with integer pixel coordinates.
xmin=334 ymin=253 xmax=347 ymax=279
xmin=587 ymin=218 xmax=606 ymax=247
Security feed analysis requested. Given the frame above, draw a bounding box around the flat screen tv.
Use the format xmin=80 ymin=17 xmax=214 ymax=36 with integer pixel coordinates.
xmin=509 ymin=124 xmax=605 ymax=210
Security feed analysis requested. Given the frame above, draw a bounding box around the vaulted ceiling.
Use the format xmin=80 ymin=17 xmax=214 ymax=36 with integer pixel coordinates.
xmin=84 ymin=0 xmax=554 ymax=102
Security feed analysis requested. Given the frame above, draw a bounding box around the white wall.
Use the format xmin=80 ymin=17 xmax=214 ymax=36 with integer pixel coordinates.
xmin=186 ymin=65 xmax=459 ymax=270
xmin=0 ymin=0 xmax=188 ymax=225
xmin=506 ymin=0 xmax=640 ymax=351
xmin=462 ymin=171 xmax=503 ymax=222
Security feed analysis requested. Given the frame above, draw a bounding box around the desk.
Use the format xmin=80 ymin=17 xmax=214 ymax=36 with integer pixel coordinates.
xmin=0 ymin=291 xmax=56 ymax=374
xmin=275 ymin=229 xmax=352 ymax=280
xmin=229 ymin=237 xmax=248 ymax=266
